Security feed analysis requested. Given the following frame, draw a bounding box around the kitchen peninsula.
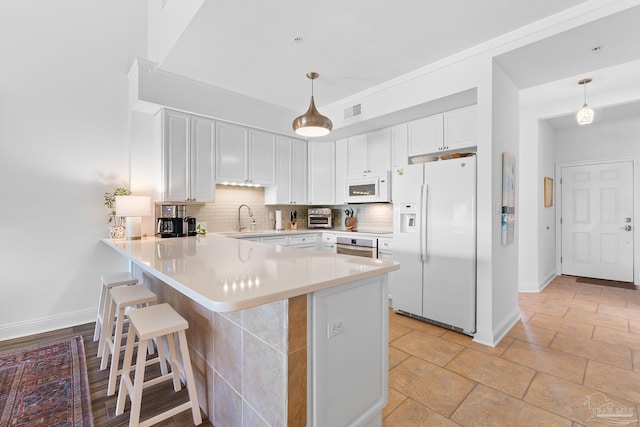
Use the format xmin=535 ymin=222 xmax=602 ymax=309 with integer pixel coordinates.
xmin=102 ymin=234 xmax=398 ymax=427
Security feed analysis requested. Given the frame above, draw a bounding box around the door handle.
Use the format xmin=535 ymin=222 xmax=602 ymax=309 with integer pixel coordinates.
xmin=622 ymin=225 xmax=632 ymax=231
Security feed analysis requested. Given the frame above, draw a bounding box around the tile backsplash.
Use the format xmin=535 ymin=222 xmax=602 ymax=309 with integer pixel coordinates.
xmin=182 ymin=185 xmax=393 ymax=233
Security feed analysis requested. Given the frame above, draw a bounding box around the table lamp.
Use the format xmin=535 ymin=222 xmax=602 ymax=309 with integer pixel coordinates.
xmin=115 ymin=195 xmax=151 ymax=240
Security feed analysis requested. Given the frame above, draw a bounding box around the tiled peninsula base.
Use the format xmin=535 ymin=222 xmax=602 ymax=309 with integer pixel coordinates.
xmin=134 ymin=265 xmax=307 ymax=427
xmin=132 ymin=264 xmax=388 ymax=427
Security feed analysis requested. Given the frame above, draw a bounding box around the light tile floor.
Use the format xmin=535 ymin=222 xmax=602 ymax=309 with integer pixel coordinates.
xmin=383 ymin=275 xmax=640 ymax=426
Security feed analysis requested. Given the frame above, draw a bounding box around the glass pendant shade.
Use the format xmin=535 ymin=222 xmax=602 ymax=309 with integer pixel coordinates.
xmin=576 ymin=78 xmax=594 ymax=125
xmin=293 ymin=72 xmax=333 ymax=137
xmin=576 ymin=103 xmax=594 ymax=125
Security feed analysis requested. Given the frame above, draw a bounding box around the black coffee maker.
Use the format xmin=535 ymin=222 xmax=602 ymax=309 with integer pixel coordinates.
xmin=156 ymin=205 xmax=187 ymax=238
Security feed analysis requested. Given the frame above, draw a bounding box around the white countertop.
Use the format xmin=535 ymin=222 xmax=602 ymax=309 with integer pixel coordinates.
xmin=102 ymin=235 xmax=398 ymax=312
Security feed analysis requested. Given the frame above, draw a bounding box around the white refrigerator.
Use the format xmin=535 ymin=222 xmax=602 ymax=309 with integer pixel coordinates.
xmin=392 ymin=156 xmax=476 ymax=334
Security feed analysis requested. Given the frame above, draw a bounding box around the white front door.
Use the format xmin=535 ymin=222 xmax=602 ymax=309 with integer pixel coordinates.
xmin=561 ymin=161 xmax=634 ymax=282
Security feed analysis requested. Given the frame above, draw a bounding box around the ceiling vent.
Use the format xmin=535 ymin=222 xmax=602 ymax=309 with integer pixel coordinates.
xmin=343 ymin=103 xmax=362 ymax=120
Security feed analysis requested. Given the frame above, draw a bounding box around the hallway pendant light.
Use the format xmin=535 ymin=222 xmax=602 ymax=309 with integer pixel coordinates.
xmin=576 ymin=78 xmax=595 ymax=125
xmin=292 ymin=72 xmax=333 ymax=137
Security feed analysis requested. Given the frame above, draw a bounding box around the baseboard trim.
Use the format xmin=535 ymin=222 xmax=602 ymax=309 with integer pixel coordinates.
xmin=0 ymin=308 xmax=96 ymax=341
xmin=519 ymin=271 xmax=557 ymax=293
xmin=472 ymin=308 xmax=520 ymax=348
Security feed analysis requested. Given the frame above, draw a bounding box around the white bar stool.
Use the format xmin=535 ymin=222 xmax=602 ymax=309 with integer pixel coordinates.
xmin=94 ymin=272 xmax=138 ymax=356
xmin=116 ymin=303 xmax=202 ymax=427
xmin=101 ymin=284 xmax=158 ymax=396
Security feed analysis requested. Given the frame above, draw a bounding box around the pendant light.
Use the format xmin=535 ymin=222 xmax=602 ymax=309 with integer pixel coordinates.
xmin=292 ymin=72 xmax=333 ymax=137
xmin=576 ymin=78 xmax=594 ymax=125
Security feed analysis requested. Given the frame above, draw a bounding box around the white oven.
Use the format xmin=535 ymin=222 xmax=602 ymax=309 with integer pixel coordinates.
xmin=345 ymin=172 xmax=391 ymax=203
xmin=336 ymin=236 xmax=378 ymax=258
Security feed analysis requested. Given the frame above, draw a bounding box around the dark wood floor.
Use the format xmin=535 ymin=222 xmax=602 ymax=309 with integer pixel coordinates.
xmin=1 ymin=322 xmax=214 ymax=427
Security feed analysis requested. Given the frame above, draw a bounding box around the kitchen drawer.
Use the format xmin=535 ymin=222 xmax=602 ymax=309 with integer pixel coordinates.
xmin=289 ymin=234 xmax=318 ymax=246
xmin=378 ymin=238 xmax=393 ymax=251
xmin=321 ymin=233 xmax=337 ymax=244
xmin=260 ymin=235 xmax=289 ymax=245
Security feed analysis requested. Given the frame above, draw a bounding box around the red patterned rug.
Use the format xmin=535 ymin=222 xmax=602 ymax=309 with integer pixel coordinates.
xmin=0 ymin=336 xmax=93 ymax=426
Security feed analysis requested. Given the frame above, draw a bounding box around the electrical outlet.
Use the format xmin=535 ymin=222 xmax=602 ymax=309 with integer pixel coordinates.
xmin=327 ymin=318 xmax=345 ymax=339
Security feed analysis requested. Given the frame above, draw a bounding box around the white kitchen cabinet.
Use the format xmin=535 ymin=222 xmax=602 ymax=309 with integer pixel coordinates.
xmin=260 ymin=235 xmax=289 ymax=245
xmin=407 ymin=105 xmax=477 ymax=156
xmin=189 ymin=115 xmax=216 ymax=202
xmin=346 ymin=133 xmax=368 ymax=177
xmin=334 ymin=139 xmax=348 ymax=204
xmin=264 ymin=136 xmax=308 ymax=205
xmin=215 ymin=122 xmax=246 ymax=183
xmin=308 ymin=141 xmax=335 ymax=205
xmin=160 ymin=109 xmax=215 ymax=203
xmin=407 ymin=114 xmax=443 ymax=157
xmin=248 ymin=129 xmax=276 ymax=185
xmin=391 ymin=123 xmax=408 ymax=168
xmin=289 ymin=233 xmax=318 ymax=250
xmin=444 ymin=104 xmax=477 ymax=150
xmin=368 ymin=128 xmax=392 ymax=175
xmin=319 ymin=232 xmax=337 ymax=253
xmin=346 ymin=129 xmax=391 ymax=177
xmin=215 ymin=123 xmax=276 ymax=185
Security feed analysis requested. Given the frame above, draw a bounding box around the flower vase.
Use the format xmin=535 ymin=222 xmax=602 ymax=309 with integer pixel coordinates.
xmin=109 ymin=226 xmax=125 ymax=239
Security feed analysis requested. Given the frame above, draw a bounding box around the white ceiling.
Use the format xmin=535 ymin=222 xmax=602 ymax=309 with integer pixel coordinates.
xmin=159 ymin=0 xmax=607 ymax=113
xmin=495 ymin=5 xmax=640 ymax=89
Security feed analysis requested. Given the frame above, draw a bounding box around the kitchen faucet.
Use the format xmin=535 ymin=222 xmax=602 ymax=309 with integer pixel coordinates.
xmin=238 ymin=204 xmax=254 ymax=232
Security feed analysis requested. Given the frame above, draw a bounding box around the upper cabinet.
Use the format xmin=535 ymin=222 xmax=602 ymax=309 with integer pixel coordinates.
xmin=308 ymin=141 xmax=335 ymax=205
xmin=248 ymin=129 xmax=276 ymax=185
xmin=408 ymin=105 xmax=477 ymax=156
xmin=215 ymin=123 xmax=275 ymax=186
xmin=160 ymin=109 xmax=215 ymax=203
xmin=391 ymin=123 xmax=408 ymax=168
xmin=443 ymin=105 xmax=478 ymax=150
xmin=265 ymin=136 xmax=308 ymax=205
xmin=335 ymin=138 xmax=348 ymax=204
xmin=346 ymin=129 xmax=391 ymax=177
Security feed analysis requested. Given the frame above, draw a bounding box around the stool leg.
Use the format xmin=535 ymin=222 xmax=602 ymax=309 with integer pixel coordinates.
xmin=155 ymin=336 xmax=169 ymax=376
xmin=97 ymin=289 xmax=114 ymax=357
xmin=107 ymin=304 xmax=126 ymax=396
xmin=116 ymin=326 xmax=136 ymax=417
xmin=145 ymin=303 xmax=155 ymax=356
xmin=166 ymin=334 xmax=182 ymax=392
xmin=128 ymin=337 xmax=149 ymax=427
xmin=178 ymin=330 xmax=202 ymax=425
xmin=93 ymin=283 xmax=107 ymax=342
xmin=100 ymin=299 xmax=117 ymax=371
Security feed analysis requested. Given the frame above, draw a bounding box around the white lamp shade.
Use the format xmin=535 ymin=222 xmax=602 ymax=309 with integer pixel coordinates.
xmin=115 ymin=196 xmax=151 ymax=217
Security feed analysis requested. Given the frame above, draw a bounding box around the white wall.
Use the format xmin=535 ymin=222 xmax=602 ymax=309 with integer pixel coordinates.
xmin=555 ymin=117 xmax=640 ymax=163
xmin=538 ymin=121 xmax=557 ymax=284
xmin=477 ymin=61 xmax=520 ymax=346
xmin=0 ymin=1 xmax=147 ymax=340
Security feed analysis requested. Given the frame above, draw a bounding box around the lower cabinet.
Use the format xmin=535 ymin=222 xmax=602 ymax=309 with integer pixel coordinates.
xmin=319 ymin=232 xmax=337 ymax=253
xmin=288 ymin=234 xmax=318 ymax=250
xmin=236 ymin=233 xmax=319 ymax=249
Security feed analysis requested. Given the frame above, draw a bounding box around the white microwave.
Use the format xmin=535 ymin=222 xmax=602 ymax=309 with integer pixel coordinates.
xmin=345 ymin=172 xmax=391 ymax=203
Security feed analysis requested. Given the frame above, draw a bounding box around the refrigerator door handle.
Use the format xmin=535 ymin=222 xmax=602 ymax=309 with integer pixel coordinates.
xmin=420 ymin=184 xmax=428 ymax=262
